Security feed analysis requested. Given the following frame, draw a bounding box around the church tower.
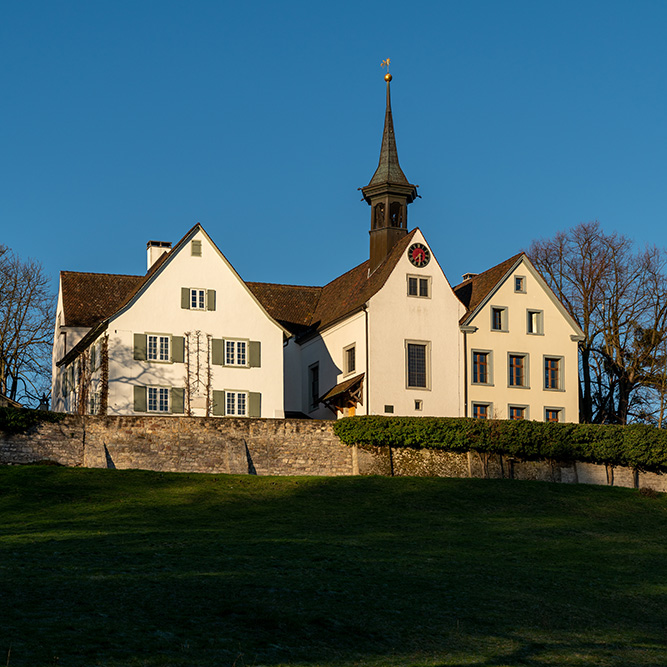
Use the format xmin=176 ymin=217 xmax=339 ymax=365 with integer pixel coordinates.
xmin=362 ymin=72 xmax=418 ymax=275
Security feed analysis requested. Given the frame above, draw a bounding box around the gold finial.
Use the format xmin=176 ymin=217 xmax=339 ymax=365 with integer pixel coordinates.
xmin=381 ymin=58 xmax=392 ymax=81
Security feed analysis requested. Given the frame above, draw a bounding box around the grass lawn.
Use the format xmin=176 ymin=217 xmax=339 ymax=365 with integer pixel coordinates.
xmin=0 ymin=466 xmax=666 ymax=666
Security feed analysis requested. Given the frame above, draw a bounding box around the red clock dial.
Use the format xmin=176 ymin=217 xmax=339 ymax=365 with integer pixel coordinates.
xmin=408 ymin=243 xmax=430 ymax=267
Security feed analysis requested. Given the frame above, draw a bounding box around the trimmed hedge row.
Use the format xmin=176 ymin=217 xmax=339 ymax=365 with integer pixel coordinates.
xmin=0 ymin=407 xmax=65 ymax=435
xmin=333 ymin=416 xmax=667 ymax=473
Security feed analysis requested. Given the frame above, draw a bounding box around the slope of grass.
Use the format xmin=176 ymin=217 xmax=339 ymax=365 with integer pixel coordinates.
xmin=0 ymin=466 xmax=666 ymax=666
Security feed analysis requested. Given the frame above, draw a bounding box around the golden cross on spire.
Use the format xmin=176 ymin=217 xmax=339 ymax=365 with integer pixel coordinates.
xmin=381 ymin=58 xmax=392 ymax=82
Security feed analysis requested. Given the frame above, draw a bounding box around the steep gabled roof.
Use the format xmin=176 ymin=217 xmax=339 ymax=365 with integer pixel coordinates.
xmin=61 ymin=271 xmax=144 ymax=327
xmin=453 ymin=253 xmax=524 ymax=324
xmin=245 ymin=282 xmax=322 ymax=336
xmin=249 ymin=229 xmax=419 ymax=337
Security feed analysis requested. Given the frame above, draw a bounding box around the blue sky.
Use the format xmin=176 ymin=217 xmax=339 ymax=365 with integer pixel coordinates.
xmin=2 ymin=1 xmax=666 ymax=291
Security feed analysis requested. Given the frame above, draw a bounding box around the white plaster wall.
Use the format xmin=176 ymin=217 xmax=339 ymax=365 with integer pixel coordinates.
xmin=297 ymin=312 xmax=367 ymax=419
xmin=466 ymin=259 xmax=580 ymax=422
xmin=367 ymin=230 xmax=466 ymax=417
xmin=104 ymin=227 xmax=285 ymax=417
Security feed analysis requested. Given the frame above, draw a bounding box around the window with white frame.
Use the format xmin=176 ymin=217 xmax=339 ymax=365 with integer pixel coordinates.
xmin=226 ymin=391 xmax=248 ymax=416
xmin=407 ymin=275 xmax=430 ymax=298
xmin=225 ymin=340 xmax=247 ymax=366
xmin=147 ymin=335 xmax=170 ymax=361
xmin=89 ymin=391 xmax=100 ymax=415
xmin=148 ymin=387 xmax=169 ymax=413
xmin=190 ymin=288 xmax=206 ymax=310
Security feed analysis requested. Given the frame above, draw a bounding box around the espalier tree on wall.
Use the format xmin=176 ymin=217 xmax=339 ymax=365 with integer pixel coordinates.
xmin=333 ymin=416 xmax=667 ymax=474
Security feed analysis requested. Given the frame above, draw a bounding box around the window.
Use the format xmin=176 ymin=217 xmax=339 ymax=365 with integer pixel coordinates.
xmin=406 ymin=341 xmax=429 ymax=389
xmin=414 ymin=399 xmax=423 ymax=411
xmin=148 ymin=387 xmax=169 ymax=413
xmin=491 ymin=306 xmax=507 ymax=331
xmin=509 ymin=354 xmax=527 ymax=387
xmin=344 ymin=344 xmax=356 ymax=375
xmin=309 ymin=363 xmax=319 ymax=410
xmin=514 ymin=276 xmax=526 ymax=293
xmin=89 ymin=391 xmax=100 ymax=415
xmin=384 ymin=405 xmax=394 ymax=413
xmin=191 ymin=240 xmax=202 ymax=256
xmin=225 ymin=340 xmax=247 ymax=366
xmin=509 ymin=406 xmax=525 ymax=420
xmin=147 ymin=335 xmax=170 ymax=362
xmin=545 ymin=408 xmax=561 ymax=423
xmin=190 ymin=288 xmax=206 ymax=310
xmin=226 ymin=391 xmax=248 ymax=417
xmin=407 ymin=275 xmax=430 ymax=298
xmin=472 ymin=351 xmax=490 ymax=384
xmin=473 ymin=403 xmax=490 ymax=419
xmin=527 ymin=310 xmax=543 ymax=335
xmin=544 ymin=357 xmax=561 ymax=390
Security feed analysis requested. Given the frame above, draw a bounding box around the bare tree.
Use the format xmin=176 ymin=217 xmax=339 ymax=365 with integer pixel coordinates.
xmin=528 ymin=222 xmax=667 ymax=424
xmin=0 ymin=245 xmax=55 ymax=406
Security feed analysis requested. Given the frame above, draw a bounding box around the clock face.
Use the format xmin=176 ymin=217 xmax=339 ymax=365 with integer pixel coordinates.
xmin=408 ymin=243 xmax=430 ymax=267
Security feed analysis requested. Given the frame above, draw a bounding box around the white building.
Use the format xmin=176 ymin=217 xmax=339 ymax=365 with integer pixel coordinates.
xmin=51 ymin=75 xmax=583 ymax=422
xmin=51 ymin=225 xmax=287 ymax=418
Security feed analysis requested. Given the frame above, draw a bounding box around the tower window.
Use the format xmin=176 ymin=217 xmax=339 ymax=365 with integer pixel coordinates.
xmin=389 ymin=202 xmax=404 ymax=227
xmin=373 ymin=203 xmax=385 ymax=229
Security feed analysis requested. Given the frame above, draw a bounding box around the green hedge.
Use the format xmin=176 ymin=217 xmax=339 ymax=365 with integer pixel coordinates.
xmin=0 ymin=407 xmax=65 ymax=435
xmin=333 ymin=416 xmax=667 ymax=473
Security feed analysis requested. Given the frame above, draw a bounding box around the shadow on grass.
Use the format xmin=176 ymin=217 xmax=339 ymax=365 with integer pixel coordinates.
xmin=0 ymin=467 xmax=666 ymax=666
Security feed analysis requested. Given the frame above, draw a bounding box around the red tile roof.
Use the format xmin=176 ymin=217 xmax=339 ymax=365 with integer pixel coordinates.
xmin=453 ymin=253 xmax=524 ymax=323
xmin=61 ymin=271 xmax=144 ymax=327
xmin=248 ymin=229 xmax=418 ymax=336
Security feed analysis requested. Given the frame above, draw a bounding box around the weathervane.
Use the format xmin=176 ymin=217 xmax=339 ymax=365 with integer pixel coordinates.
xmin=381 ymin=58 xmax=392 ymax=81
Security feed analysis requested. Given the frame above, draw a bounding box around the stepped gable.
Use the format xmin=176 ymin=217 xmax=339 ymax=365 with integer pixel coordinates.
xmin=245 ymin=282 xmax=322 ymax=336
xmin=453 ymin=252 xmax=524 ymax=323
xmin=61 ymin=271 xmax=144 ymax=328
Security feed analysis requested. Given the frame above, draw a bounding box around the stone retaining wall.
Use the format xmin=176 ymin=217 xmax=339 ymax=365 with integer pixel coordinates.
xmin=0 ymin=415 xmax=665 ymax=491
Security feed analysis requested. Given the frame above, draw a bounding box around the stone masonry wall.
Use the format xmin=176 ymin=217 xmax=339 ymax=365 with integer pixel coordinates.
xmin=0 ymin=415 xmax=665 ymax=492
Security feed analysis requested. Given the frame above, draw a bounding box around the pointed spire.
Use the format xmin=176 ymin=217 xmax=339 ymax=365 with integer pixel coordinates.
xmin=362 ymin=73 xmax=417 ymax=202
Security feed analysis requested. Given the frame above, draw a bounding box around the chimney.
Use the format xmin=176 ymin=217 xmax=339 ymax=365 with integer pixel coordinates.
xmin=147 ymin=241 xmax=172 ymax=271
xmin=462 ymin=272 xmax=478 ymax=281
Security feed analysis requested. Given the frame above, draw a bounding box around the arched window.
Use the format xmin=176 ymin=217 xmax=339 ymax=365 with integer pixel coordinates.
xmin=373 ymin=203 xmax=385 ymax=229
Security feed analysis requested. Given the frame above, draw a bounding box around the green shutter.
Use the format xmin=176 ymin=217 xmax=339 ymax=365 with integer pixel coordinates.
xmin=211 ymin=339 xmax=223 ymax=365
xmin=133 ymin=334 xmax=147 ymax=361
xmin=133 ymin=386 xmax=147 ymax=412
xmin=171 ymin=388 xmax=184 ymax=414
xmin=207 ymin=289 xmax=216 ymax=311
xmin=249 ymin=341 xmax=261 ymax=368
xmin=172 ymin=336 xmax=185 ymax=363
xmin=249 ymin=392 xmax=261 ymax=418
xmin=181 ymin=288 xmax=190 ymax=309
xmin=212 ymin=390 xmax=225 ymax=416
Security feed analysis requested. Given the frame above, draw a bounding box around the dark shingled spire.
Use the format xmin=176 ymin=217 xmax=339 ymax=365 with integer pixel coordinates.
xmin=363 ymin=76 xmax=417 ymax=201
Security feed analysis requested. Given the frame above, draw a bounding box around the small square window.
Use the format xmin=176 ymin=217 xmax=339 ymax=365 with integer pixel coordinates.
xmin=473 ymin=403 xmax=489 ymax=419
xmin=515 ymin=276 xmax=526 ymax=293
xmin=384 ymin=405 xmax=394 ymax=413
xmin=545 ymin=408 xmax=561 ymax=422
xmin=509 ymin=406 xmax=525 ymax=420
xmin=407 ymin=275 xmax=430 ymax=298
